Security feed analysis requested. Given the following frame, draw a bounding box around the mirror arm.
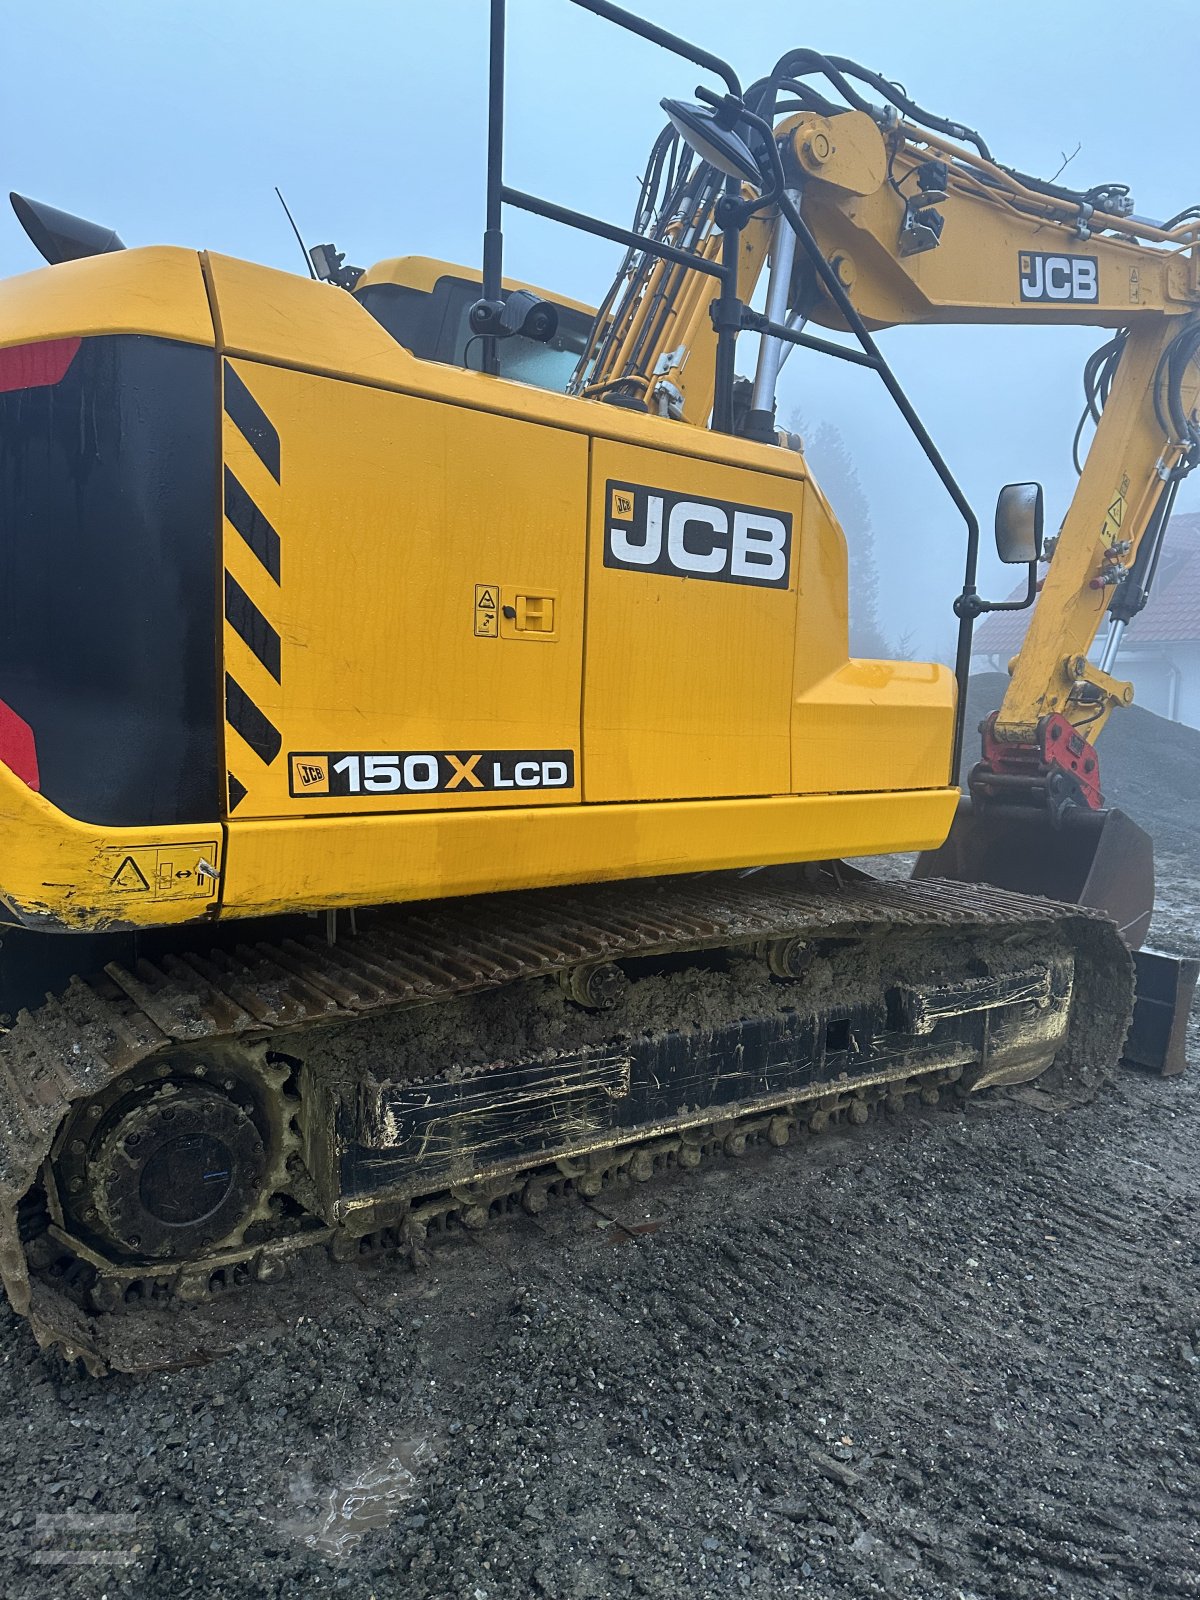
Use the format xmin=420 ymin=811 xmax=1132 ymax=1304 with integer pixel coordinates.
xmin=954 ymin=561 xmax=1038 ymax=620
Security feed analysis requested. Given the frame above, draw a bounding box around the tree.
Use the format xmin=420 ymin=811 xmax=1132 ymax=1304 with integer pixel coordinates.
xmin=790 ymin=415 xmax=892 ymax=658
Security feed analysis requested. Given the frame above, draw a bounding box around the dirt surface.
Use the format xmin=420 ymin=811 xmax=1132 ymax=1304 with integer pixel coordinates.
xmin=1 ymin=693 xmax=1199 ymax=1597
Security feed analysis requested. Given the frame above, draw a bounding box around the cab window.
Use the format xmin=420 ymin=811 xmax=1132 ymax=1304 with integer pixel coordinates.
xmin=355 ymin=276 xmax=592 ymax=393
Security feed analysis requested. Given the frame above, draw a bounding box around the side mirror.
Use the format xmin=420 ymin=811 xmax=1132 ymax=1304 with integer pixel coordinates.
xmin=994 ymin=482 xmax=1044 ymax=565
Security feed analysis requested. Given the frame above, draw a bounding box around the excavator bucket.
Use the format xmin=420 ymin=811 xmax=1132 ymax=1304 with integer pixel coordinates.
xmin=914 ymin=799 xmax=1197 ymax=1072
xmin=914 ymin=799 xmax=1154 ymax=948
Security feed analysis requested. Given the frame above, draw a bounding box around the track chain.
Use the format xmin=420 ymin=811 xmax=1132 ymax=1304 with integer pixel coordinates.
xmin=0 ymin=869 xmax=1129 ymax=1372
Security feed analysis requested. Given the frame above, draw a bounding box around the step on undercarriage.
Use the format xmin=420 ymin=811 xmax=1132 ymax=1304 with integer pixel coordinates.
xmin=0 ymin=867 xmax=1131 ymax=1373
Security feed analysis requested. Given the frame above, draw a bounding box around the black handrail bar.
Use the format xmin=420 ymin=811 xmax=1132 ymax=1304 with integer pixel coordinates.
xmin=500 ymin=187 xmax=726 ymax=278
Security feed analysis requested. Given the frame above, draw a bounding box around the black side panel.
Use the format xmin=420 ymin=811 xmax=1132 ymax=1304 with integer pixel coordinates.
xmin=0 ymin=335 xmax=219 ymax=825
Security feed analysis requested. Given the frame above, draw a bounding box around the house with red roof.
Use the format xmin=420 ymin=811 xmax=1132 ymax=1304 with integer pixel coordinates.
xmin=974 ymin=510 xmax=1200 ymax=727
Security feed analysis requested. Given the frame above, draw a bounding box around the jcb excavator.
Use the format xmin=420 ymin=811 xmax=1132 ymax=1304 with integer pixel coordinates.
xmin=1 ymin=0 xmax=1197 ymax=1371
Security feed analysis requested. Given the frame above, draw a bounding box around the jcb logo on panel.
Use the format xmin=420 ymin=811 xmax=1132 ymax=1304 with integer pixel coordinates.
xmin=1018 ymin=252 xmax=1099 ymax=303
xmin=605 ymin=481 xmax=792 ymax=589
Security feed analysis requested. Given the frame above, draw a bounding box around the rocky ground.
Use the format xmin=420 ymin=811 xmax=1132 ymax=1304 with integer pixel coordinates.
xmin=1 ymin=683 xmax=1198 ymax=1599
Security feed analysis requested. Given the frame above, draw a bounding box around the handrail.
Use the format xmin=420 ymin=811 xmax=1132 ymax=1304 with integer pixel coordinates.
xmin=478 ymin=0 xmax=744 ymax=427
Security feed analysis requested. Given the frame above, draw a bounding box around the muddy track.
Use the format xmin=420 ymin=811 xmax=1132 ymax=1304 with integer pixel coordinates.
xmin=3 ymin=870 xmax=1121 ymax=1374
xmin=0 ymin=874 xmax=1195 ymax=1596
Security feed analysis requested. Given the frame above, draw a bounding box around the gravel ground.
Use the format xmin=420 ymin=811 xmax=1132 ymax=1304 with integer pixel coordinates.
xmin=1 ymin=689 xmax=1198 ymax=1598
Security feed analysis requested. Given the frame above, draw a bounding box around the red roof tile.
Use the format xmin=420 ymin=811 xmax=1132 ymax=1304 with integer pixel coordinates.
xmin=973 ymin=511 xmax=1200 ymax=656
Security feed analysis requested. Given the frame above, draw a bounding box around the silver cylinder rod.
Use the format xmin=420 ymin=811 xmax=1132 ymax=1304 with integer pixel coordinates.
xmin=1099 ymin=616 xmax=1127 ymax=674
xmin=776 ymin=308 xmax=809 ymax=372
xmin=749 ymin=192 xmax=802 ymax=416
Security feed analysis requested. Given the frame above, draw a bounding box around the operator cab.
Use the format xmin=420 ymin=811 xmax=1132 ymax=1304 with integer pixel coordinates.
xmin=354 ymin=256 xmax=595 ymax=391
xmin=6 ymin=194 xmax=595 ymax=394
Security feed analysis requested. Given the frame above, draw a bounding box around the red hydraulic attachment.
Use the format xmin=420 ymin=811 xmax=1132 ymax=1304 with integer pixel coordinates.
xmin=968 ymin=710 xmax=1103 ymax=816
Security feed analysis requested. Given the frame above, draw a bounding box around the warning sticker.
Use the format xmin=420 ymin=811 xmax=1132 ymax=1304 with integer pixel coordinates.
xmin=1101 ymin=473 xmax=1130 ymax=546
xmin=104 ymin=842 xmax=220 ymax=900
xmin=111 ymin=856 xmax=151 ymax=891
xmin=474 ymin=583 xmax=499 ymax=637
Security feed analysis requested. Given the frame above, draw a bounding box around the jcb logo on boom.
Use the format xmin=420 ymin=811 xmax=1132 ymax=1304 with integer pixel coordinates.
xmin=604 ymin=481 xmax=792 ymax=589
xmin=1018 ymin=252 xmax=1099 ymax=303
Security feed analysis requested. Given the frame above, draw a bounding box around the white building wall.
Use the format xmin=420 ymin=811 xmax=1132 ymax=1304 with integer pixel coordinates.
xmin=1115 ymin=652 xmax=1179 ymax=722
xmin=1167 ymin=644 xmax=1200 ymax=729
xmin=1103 ymin=644 xmax=1200 ymax=729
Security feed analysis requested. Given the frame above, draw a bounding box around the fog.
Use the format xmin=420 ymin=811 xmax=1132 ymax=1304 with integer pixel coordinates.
xmin=5 ymin=0 xmax=1197 ymax=661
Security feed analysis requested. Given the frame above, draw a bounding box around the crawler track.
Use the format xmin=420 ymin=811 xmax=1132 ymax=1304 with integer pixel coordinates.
xmin=0 ymin=868 xmax=1132 ymax=1372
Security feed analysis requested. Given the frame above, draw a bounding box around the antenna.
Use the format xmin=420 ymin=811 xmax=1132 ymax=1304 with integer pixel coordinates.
xmin=274 ymin=187 xmax=317 ymax=280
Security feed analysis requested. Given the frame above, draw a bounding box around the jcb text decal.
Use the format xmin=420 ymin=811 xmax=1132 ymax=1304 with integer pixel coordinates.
xmin=289 ymin=750 xmax=574 ymax=797
xmin=604 ymin=481 xmax=792 ymax=589
xmin=1018 ymin=252 xmax=1099 ymax=303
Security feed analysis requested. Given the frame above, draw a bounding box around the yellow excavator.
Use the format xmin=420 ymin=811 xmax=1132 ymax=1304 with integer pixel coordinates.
xmin=0 ymin=0 xmax=1197 ymax=1371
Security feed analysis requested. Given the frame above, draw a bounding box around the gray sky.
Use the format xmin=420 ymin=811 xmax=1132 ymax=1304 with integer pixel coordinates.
xmin=5 ymin=0 xmax=1198 ymax=660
